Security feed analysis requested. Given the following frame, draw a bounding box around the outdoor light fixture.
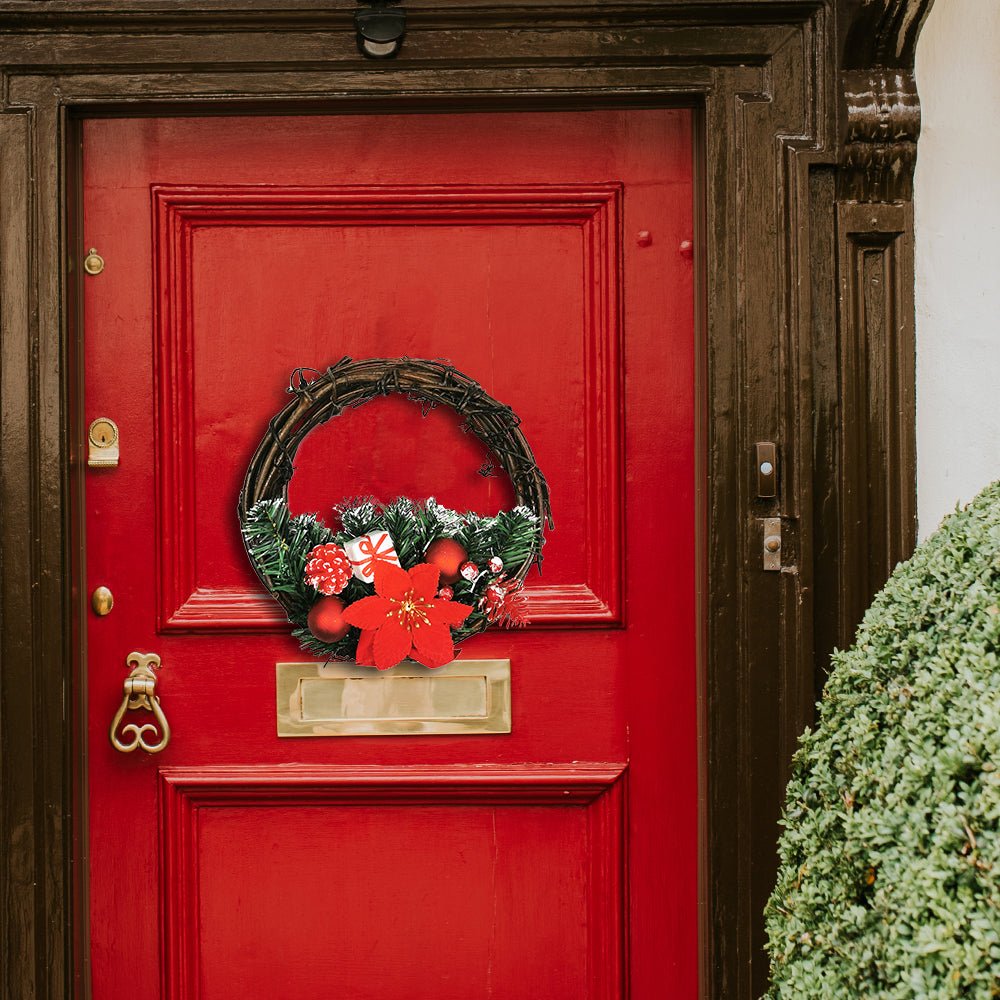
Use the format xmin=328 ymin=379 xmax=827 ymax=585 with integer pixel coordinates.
xmin=355 ymin=0 xmax=406 ymax=59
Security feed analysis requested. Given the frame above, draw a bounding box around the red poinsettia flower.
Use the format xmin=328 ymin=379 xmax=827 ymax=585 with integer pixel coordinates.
xmin=342 ymin=562 xmax=473 ymax=670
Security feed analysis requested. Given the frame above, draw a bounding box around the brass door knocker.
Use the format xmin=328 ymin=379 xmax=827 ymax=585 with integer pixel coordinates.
xmin=109 ymin=652 xmax=171 ymax=754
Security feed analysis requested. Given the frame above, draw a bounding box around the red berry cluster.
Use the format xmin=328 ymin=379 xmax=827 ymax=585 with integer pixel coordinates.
xmin=304 ymin=543 xmax=352 ymax=596
xmin=480 ymin=577 xmax=528 ymax=628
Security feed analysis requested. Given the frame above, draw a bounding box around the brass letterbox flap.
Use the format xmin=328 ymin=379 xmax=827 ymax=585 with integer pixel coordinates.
xmin=275 ymin=658 xmax=511 ymax=737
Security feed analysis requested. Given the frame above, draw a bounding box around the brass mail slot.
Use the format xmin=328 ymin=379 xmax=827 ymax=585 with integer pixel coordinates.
xmin=275 ymin=659 xmax=511 ymax=737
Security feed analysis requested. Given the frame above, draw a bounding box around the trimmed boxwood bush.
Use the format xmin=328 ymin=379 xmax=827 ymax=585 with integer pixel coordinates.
xmin=765 ymin=480 xmax=1000 ymax=998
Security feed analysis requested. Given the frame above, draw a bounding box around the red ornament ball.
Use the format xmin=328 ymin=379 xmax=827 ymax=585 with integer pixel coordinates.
xmin=307 ymin=596 xmax=351 ymax=643
xmin=304 ymin=543 xmax=352 ymax=596
xmin=424 ymin=537 xmax=468 ymax=585
xmin=437 ymin=585 xmax=454 ymax=601
xmin=488 ymin=555 xmax=504 ymax=574
xmin=460 ymin=560 xmax=479 ymax=582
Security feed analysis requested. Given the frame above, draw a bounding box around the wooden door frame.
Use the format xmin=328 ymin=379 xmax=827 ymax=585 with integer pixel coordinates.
xmin=0 ymin=2 xmax=934 ymax=997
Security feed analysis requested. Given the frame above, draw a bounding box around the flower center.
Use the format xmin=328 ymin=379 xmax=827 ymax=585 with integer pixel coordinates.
xmin=393 ymin=592 xmax=431 ymax=628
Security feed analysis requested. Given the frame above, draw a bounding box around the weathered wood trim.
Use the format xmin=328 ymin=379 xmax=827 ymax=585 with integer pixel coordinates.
xmin=0 ymin=108 xmax=41 ymax=1000
xmin=824 ymin=0 xmax=929 ymax=669
xmin=835 ymin=202 xmax=917 ymax=639
xmin=841 ymin=0 xmax=935 ymax=68
xmin=0 ymin=2 xmax=932 ymax=997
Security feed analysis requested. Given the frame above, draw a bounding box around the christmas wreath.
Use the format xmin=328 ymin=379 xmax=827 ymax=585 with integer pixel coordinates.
xmin=238 ymin=357 xmax=552 ymax=670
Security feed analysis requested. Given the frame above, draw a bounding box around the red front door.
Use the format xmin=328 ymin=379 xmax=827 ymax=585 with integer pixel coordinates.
xmin=83 ymin=111 xmax=696 ymax=998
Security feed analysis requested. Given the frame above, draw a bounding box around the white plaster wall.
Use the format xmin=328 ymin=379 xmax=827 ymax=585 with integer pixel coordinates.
xmin=914 ymin=0 xmax=1000 ymax=538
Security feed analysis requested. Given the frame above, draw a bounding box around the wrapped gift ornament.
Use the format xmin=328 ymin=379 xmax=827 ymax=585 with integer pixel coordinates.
xmin=344 ymin=530 xmax=400 ymax=582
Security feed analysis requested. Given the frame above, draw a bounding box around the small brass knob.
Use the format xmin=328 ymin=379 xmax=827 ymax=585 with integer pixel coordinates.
xmin=91 ymin=586 xmax=114 ymax=616
xmin=764 ymin=535 xmax=781 ymax=554
xmin=83 ymin=248 xmax=104 ymax=275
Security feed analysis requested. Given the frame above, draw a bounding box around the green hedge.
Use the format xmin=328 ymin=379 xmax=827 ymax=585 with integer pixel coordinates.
xmin=765 ymin=480 xmax=1000 ymax=998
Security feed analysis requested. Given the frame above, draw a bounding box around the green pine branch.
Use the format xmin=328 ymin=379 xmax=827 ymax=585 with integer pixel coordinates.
xmin=336 ymin=497 xmax=381 ymax=538
xmin=290 ymin=624 xmax=358 ymax=661
xmin=465 ymin=505 xmax=541 ymax=571
xmin=242 ymin=499 xmax=334 ymax=622
xmin=242 ymin=495 xmax=545 ymax=661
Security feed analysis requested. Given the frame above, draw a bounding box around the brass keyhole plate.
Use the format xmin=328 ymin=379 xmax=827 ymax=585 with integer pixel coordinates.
xmin=88 ymin=418 xmax=118 ymax=449
xmin=88 ymin=417 xmax=120 ymax=468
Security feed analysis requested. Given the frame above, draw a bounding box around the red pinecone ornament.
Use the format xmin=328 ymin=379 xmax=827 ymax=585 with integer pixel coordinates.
xmin=304 ymin=543 xmax=352 ymax=596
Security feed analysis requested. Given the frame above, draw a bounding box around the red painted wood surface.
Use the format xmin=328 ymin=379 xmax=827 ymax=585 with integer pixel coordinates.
xmin=83 ymin=112 xmax=695 ymax=999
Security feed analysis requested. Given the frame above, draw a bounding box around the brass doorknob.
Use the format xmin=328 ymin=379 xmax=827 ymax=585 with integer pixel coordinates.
xmin=91 ymin=586 xmax=114 ymax=616
xmin=109 ymin=652 xmax=170 ymax=754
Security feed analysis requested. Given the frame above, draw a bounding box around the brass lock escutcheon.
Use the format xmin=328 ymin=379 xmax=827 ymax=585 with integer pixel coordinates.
xmin=88 ymin=417 xmax=120 ymax=468
xmin=110 ymin=652 xmax=171 ymax=754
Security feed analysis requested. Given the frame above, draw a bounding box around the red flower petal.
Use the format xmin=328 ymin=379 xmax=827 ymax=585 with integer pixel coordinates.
xmin=408 ymin=562 xmax=440 ymax=601
xmin=342 ymin=596 xmax=395 ymax=630
xmin=373 ymin=617 xmax=413 ymax=670
xmin=355 ymin=629 xmax=376 ymax=666
xmin=426 ymin=598 xmax=474 ymax=627
xmin=374 ymin=562 xmax=412 ymax=600
xmin=410 ymin=622 xmax=456 ymax=669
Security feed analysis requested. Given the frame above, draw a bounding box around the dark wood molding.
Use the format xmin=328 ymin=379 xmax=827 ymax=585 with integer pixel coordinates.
xmin=820 ymin=0 xmax=929 ymax=690
xmin=835 ymin=202 xmax=917 ymax=630
xmin=0 ymin=2 xmax=932 ymax=997
xmin=841 ymin=0 xmax=936 ymax=68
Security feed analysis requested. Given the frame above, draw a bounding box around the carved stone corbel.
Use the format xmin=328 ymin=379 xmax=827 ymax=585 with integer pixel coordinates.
xmin=840 ymin=68 xmax=921 ymax=202
xmin=838 ymin=0 xmax=935 ymax=201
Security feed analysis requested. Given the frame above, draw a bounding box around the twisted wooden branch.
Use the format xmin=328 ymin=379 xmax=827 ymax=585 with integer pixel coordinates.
xmin=239 ymin=357 xmax=552 ymax=588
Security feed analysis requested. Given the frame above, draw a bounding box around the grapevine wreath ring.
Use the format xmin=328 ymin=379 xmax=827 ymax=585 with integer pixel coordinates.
xmin=238 ymin=357 xmax=553 ymax=670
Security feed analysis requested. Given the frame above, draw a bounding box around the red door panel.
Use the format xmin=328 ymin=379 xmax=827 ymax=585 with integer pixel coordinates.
xmin=153 ymin=182 xmax=622 ymax=629
xmin=83 ymin=111 xmax=695 ymax=999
